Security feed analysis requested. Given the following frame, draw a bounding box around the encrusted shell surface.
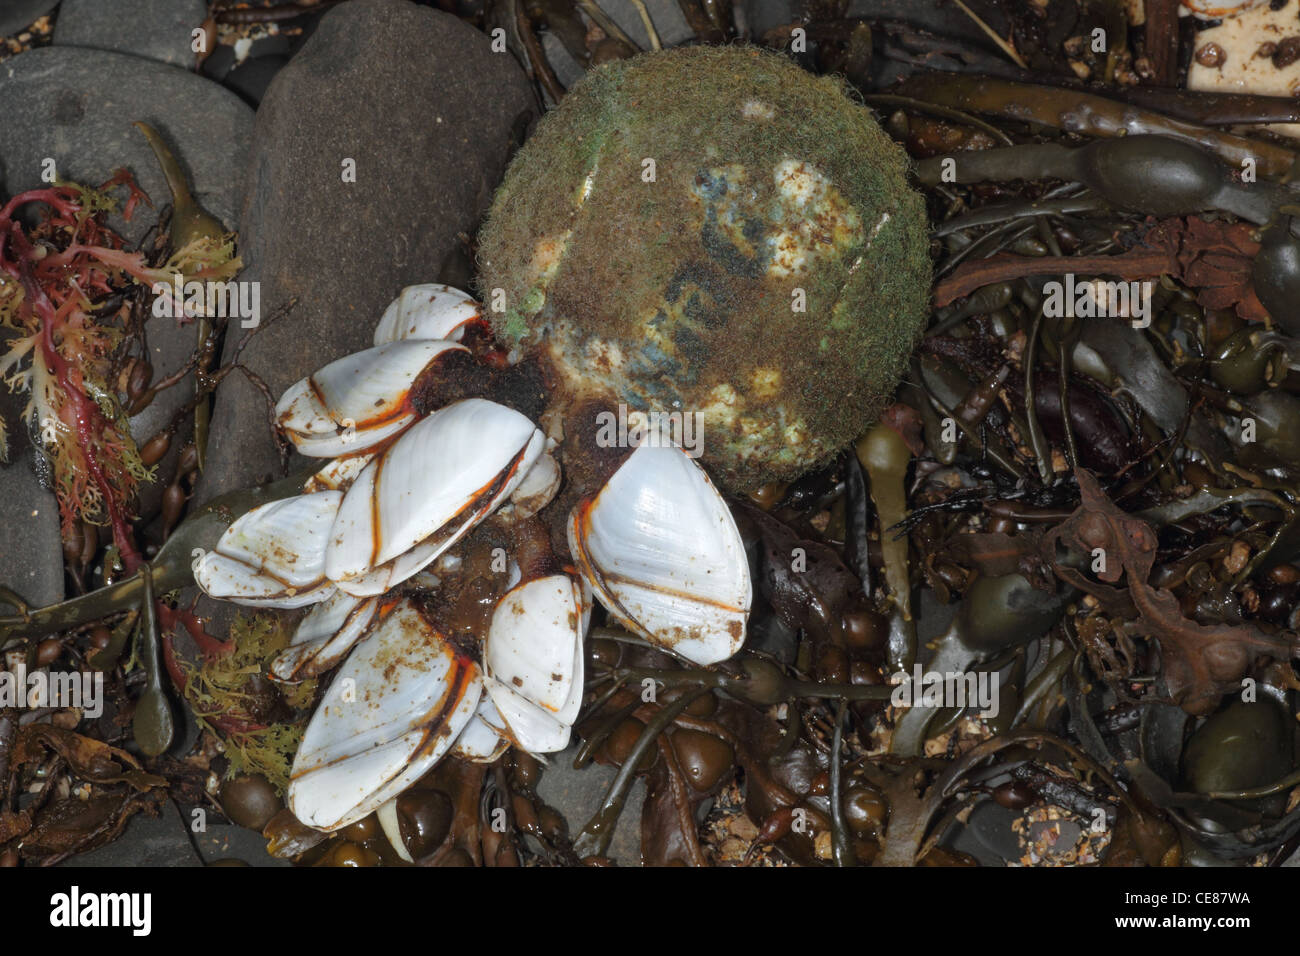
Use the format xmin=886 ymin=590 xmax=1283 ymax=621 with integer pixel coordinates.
xmin=478 ymin=46 xmax=931 ymax=490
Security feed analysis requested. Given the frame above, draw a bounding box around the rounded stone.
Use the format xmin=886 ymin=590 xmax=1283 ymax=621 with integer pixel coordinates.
xmin=0 ymin=0 xmax=57 ymax=38
xmin=477 ymin=45 xmax=931 ymax=490
xmin=53 ymin=0 xmax=209 ymax=68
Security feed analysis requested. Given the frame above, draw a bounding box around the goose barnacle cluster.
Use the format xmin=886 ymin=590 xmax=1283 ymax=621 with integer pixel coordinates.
xmin=195 ymin=284 xmax=753 ymax=832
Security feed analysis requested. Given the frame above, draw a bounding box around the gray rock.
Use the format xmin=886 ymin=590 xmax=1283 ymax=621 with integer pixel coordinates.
xmin=194 ymin=824 xmax=292 ymax=867
xmin=0 ymin=0 xmax=57 ymax=38
xmin=0 ymin=47 xmax=253 ymax=527
xmin=536 ymin=745 xmax=645 ymax=865
xmin=197 ymin=0 xmax=536 ymax=507
xmin=0 ymin=462 xmax=62 ymax=609
xmin=56 ymin=798 xmax=203 ymax=867
xmin=54 ymin=0 xmax=208 ymax=68
xmin=947 ymin=800 xmax=1022 ymax=866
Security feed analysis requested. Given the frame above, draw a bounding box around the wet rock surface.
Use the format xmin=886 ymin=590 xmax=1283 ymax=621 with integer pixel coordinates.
xmin=536 ymin=746 xmax=646 ymax=865
xmin=194 ymin=824 xmax=292 ymax=867
xmin=55 ymin=798 xmax=201 ymax=867
xmin=0 ymin=0 xmax=57 ymax=38
xmin=53 ymin=0 xmax=208 ymax=68
xmin=53 ymin=799 xmax=285 ymax=867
